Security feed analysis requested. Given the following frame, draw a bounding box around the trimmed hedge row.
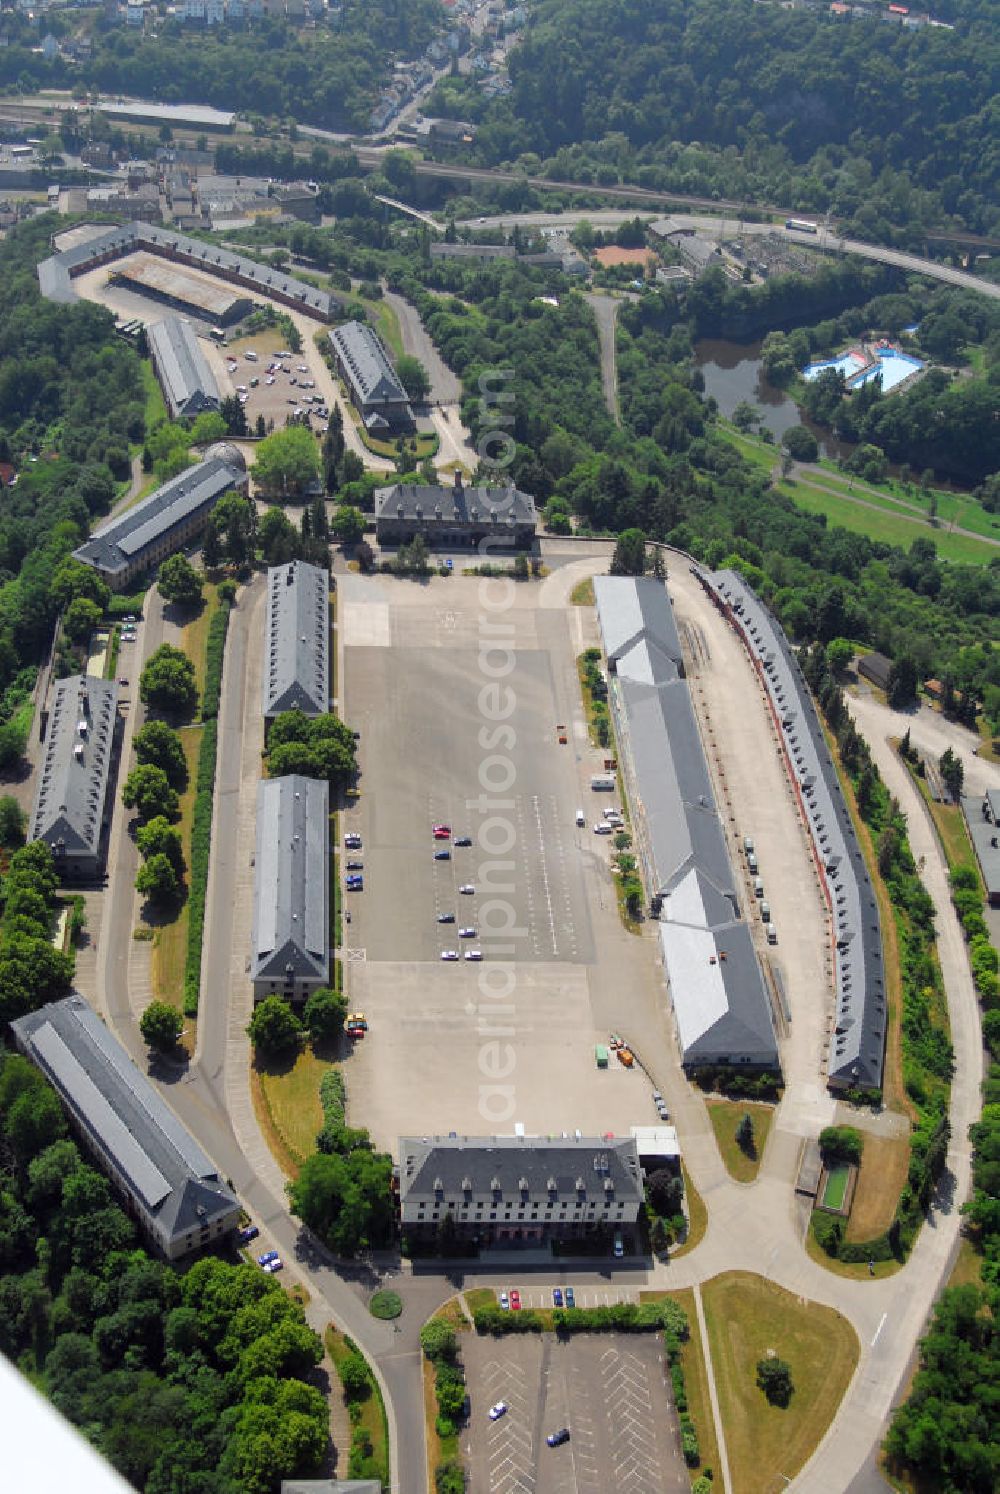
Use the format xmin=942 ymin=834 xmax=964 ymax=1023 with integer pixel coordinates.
xmin=182 ymin=597 xmax=231 ymax=1015
xmin=473 ymin=1299 xmax=678 ymax=1337
xmin=201 ymin=602 xmax=230 ymax=721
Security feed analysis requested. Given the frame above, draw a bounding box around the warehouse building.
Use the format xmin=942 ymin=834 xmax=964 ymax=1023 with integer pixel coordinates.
xmin=73 ymin=443 xmax=247 ymax=590
xmin=30 ymin=675 xmax=119 ymax=879
xmin=594 ymin=576 xmax=779 ymax=1071
xmin=398 ymin=1133 xmax=644 ymax=1248
xmin=11 ymin=994 xmax=240 ymax=1260
xmin=147 ymin=316 xmax=222 ymax=419
xmin=37 ymin=221 xmax=340 ymax=321
xmin=251 ymin=775 xmax=329 ymax=1003
xmin=328 ymin=320 xmax=415 ymax=434
xmin=375 ymin=472 xmax=537 ymax=550
xmin=704 ymin=569 xmax=887 ymax=1091
xmin=263 ymin=560 xmax=330 ymax=719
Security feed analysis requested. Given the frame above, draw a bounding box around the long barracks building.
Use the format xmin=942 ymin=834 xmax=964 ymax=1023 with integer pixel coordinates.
xmin=37 ymin=221 xmax=341 ymax=322
xmin=30 ymin=675 xmax=119 ymax=879
xmin=594 ymin=576 xmax=779 ymax=1072
xmin=703 ymin=568 xmax=886 ymax=1091
xmin=263 ymin=560 xmax=330 ymax=720
xmin=72 ymin=443 xmax=247 ymax=591
xmin=11 ymin=994 xmax=239 ymax=1260
xmin=147 ymin=316 xmax=222 ymax=420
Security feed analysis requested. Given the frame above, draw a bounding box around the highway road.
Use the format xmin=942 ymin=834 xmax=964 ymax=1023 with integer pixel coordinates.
xmin=458 ymin=208 xmax=1000 ymax=300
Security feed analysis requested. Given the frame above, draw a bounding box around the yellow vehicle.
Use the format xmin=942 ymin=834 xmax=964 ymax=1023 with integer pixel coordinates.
xmin=345 ymin=787 xmax=360 ymax=800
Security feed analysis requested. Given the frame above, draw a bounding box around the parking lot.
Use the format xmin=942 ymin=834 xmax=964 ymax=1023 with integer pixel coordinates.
xmin=462 ymin=1331 xmax=689 ymax=1494
xmin=204 ymin=329 xmax=332 ymax=439
xmin=340 ymin=573 xmax=668 ymax=1150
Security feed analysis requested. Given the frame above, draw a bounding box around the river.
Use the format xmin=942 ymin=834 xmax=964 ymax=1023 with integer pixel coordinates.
xmin=694 ymin=338 xmax=852 ymax=462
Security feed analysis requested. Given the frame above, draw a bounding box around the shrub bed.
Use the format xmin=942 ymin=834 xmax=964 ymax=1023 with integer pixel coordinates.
xmin=182 ymin=596 xmax=231 ymax=1014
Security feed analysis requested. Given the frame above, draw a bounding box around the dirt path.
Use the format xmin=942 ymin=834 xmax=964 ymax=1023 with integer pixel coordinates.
xmin=585 ymin=291 xmax=621 ymax=425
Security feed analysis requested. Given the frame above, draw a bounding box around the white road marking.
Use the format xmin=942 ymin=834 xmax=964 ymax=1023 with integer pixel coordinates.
xmin=532 ymin=795 xmax=559 ymax=955
xmin=872 ymin=1312 xmax=888 ymax=1346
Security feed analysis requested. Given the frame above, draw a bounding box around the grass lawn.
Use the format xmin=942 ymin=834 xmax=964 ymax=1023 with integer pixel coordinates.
xmin=845 ymin=1132 xmax=911 ymax=1242
xmin=777 ymin=477 xmax=997 ymax=566
xmin=805 ymin=1214 xmax=901 ymax=1280
xmin=821 ymin=1163 xmax=850 ymax=1211
xmin=702 ymin=1271 xmax=859 ymax=1494
xmin=360 ymin=297 xmax=404 ymax=360
xmin=911 ymin=772 xmax=982 ymax=888
xmin=638 ymin=1286 xmax=721 ymax=1481
xmin=431 ymin=1296 xmax=471 ymax=1333
xmin=150 ymin=727 xmax=203 ymax=1014
xmin=141 ymin=360 xmax=167 ymax=430
xmin=706 ymin=1099 xmax=774 ymax=1183
xmin=326 ymin=1326 xmax=390 ymax=1489
xmin=251 ymin=1044 xmax=332 ymax=1177
xmin=719 ymin=422 xmax=997 ymax=564
xmin=570 ymin=577 xmax=595 ymax=606
xmin=946 ymin=1235 xmax=983 ymax=1289
xmin=182 ymin=584 xmax=222 ymax=705
xmin=464 ymin=1287 xmax=496 ymax=1315
xmin=672 ymin=1161 xmax=708 ymax=1258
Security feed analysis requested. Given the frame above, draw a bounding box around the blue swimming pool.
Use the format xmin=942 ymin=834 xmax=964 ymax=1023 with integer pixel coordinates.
xmin=803 ymin=352 xmax=866 ymax=381
xmin=850 ymin=349 xmax=924 ymax=392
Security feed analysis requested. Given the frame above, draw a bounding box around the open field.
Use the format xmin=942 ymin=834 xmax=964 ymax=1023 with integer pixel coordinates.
xmin=706 ymin=1098 xmax=774 ymax=1183
xmin=702 ymin=1271 xmax=859 ymax=1494
xmin=780 ymin=479 xmax=997 ymax=565
xmin=720 ymin=423 xmax=998 ymax=564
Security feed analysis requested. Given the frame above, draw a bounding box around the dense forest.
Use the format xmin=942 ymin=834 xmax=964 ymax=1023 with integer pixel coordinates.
xmin=0 ymin=1051 xmax=329 ymax=1494
xmin=0 ymin=0 xmax=441 ymax=132
xmin=0 ymin=218 xmax=144 ymax=758
xmin=430 ymin=0 xmax=999 ymax=241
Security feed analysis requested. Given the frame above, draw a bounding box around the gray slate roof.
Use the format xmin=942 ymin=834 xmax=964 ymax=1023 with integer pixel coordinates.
xmin=329 ymin=320 xmax=411 ymax=405
xmin=147 ymin=316 xmax=221 ymax=418
xmin=36 ymin=221 xmax=340 ymax=319
xmin=710 ymin=569 xmax=886 ymax=1089
xmin=399 ymin=1134 xmax=644 ymax=1208
xmin=252 ymin=775 xmax=329 ymax=985
xmin=263 ymin=561 xmax=330 ymax=718
xmin=73 ymin=452 xmax=244 ymax=581
xmin=30 ymin=675 xmax=118 ymax=862
xmin=376 ymin=482 xmax=537 ymax=528
xmin=595 ymin=576 xmax=778 ymax=1069
xmin=11 ymin=994 xmax=237 ymax=1242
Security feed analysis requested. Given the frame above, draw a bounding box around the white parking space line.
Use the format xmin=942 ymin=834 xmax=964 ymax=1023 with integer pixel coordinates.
xmin=532 ymin=794 xmax=559 ymax=955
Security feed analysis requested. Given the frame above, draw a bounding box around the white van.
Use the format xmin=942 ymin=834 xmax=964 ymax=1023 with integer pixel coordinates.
xmin=576 ymin=808 xmax=585 ymax=827
xmin=760 ymin=901 xmax=771 ymax=923
xmin=754 ymin=878 xmax=764 ymax=899
xmin=244 ymin=349 xmax=258 ymax=362
xmin=766 ymin=923 xmax=777 ymax=944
